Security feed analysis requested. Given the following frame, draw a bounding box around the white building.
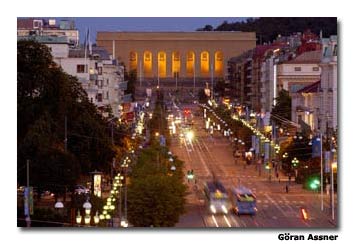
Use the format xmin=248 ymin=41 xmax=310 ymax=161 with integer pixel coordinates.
xmin=318 ymin=35 xmax=337 ymax=134
xmin=276 ymin=50 xmax=322 ymax=94
xmin=18 ymin=35 xmax=126 ymax=118
xmin=291 ymin=36 xmax=337 ymax=135
xmin=61 ymin=47 xmax=126 ymax=118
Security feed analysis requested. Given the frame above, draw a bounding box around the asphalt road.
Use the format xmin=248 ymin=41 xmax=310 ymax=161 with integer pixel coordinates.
xmin=171 ymin=103 xmax=337 ymax=228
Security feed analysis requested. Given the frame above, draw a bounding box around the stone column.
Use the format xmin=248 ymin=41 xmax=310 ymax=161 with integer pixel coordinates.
xmin=166 ymin=50 xmax=172 ymax=79
xmin=152 ymin=51 xmax=158 ymax=80
xmin=137 ymin=51 xmax=143 ymax=84
xmin=195 ymin=50 xmax=201 ymax=80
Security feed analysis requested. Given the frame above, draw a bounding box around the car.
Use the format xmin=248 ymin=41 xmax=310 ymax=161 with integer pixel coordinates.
xmin=74 ymin=185 xmax=90 ymax=195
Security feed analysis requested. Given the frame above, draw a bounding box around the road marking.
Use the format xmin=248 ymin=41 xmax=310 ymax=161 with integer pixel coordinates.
xmin=194 ymin=139 xmax=212 ymax=175
xmin=281 ymin=196 xmax=298 ymax=217
xmin=212 ymin=215 xmax=219 ymax=227
xmin=229 ymin=214 xmax=241 ymax=227
xmin=264 ymin=194 xmax=288 ymax=217
xmin=223 ymin=215 xmax=232 ymax=227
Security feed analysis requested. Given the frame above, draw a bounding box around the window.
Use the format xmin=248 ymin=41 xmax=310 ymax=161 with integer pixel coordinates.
xmin=98 ymin=67 xmax=102 ymax=75
xmin=294 ymin=67 xmax=301 ymax=72
xmin=106 ymin=91 xmax=109 ymax=99
xmin=97 ymin=93 xmax=103 ymax=102
xmin=312 ymin=67 xmax=319 ymax=71
xmin=333 ymin=44 xmax=337 ymax=56
xmin=107 ymin=79 xmax=109 ymax=85
xmin=77 ymin=64 xmax=87 ymax=73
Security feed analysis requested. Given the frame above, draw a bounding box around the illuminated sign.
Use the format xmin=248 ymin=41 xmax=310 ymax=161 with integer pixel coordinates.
xmin=93 ymin=174 xmax=102 ymax=198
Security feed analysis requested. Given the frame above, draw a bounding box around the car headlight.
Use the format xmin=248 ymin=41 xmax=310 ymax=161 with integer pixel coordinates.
xmin=210 ymin=205 xmax=216 ymax=214
xmin=221 ymin=205 xmax=228 ymax=214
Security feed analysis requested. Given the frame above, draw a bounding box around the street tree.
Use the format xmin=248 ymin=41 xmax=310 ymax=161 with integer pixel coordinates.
xmin=18 ymin=40 xmax=115 ymax=193
xmin=271 ymin=89 xmax=292 ymax=127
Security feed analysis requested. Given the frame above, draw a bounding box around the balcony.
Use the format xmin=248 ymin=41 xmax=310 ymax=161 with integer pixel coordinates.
xmin=116 ymin=81 xmax=128 ymax=90
xmin=89 ymin=74 xmax=98 ymax=81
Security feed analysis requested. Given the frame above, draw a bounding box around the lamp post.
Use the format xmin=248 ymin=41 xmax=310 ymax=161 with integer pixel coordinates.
xmin=317 ymin=134 xmax=324 ymax=211
xmin=121 ymin=157 xmax=129 ymax=227
xmin=193 ymin=61 xmax=196 ymax=95
xmin=70 ymin=199 xmax=100 ymax=227
xmin=331 ymin=149 xmax=337 ymax=221
xmin=291 ymin=157 xmax=299 ymax=180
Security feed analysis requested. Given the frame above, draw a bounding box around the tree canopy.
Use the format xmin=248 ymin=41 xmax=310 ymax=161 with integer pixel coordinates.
xmin=17 ymin=40 xmax=116 ymax=192
xmin=197 ymin=17 xmax=337 ymax=44
xmin=271 ymin=89 xmax=292 ymax=127
xmin=127 ymin=95 xmax=186 ymax=227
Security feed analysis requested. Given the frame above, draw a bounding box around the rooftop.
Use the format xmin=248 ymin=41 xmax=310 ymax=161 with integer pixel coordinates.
xmin=17 ymin=35 xmax=70 ymax=44
xmin=297 ymin=80 xmax=321 ymax=93
xmin=97 ymin=31 xmax=257 ymax=41
xmin=285 ymin=50 xmax=322 ymax=64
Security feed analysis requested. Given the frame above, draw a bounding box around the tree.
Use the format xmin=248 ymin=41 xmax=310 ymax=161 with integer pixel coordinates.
xmin=196 ymin=24 xmax=214 ymax=31
xmin=210 ymin=17 xmax=337 ymax=44
xmin=214 ymin=79 xmax=226 ymax=97
xmin=271 ymin=89 xmax=292 ymax=127
xmin=125 ymin=67 xmax=137 ymax=101
xmin=198 ymin=88 xmax=208 ymax=104
xmin=127 ymin=175 xmax=186 ymax=227
xmin=18 ymin=40 xmax=115 ymax=192
xmin=126 ymin=94 xmax=186 ymax=226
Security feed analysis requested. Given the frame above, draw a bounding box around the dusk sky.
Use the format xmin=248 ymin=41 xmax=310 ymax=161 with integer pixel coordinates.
xmin=57 ymin=17 xmax=249 ymax=43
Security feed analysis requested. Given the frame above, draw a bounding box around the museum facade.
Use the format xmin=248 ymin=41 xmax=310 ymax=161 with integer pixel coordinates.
xmin=96 ymin=31 xmax=256 ymax=81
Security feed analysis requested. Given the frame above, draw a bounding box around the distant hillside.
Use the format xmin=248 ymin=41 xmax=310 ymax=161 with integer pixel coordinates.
xmin=197 ymin=17 xmax=337 ymax=44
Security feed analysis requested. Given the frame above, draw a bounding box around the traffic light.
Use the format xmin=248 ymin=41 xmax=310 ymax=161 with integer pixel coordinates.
xmin=309 ymin=178 xmax=320 ymax=190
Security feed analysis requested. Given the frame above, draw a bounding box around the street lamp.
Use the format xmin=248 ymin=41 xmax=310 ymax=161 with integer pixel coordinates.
xmin=331 ymin=148 xmax=337 ymax=221
xmin=291 ymin=157 xmax=299 ymax=179
xmin=83 ymin=199 xmax=92 ymax=215
xmin=316 ymin=134 xmax=324 ymax=211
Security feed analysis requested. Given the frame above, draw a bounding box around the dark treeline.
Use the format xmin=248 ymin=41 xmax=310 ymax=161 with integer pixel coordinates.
xmin=197 ymin=17 xmax=337 ymax=44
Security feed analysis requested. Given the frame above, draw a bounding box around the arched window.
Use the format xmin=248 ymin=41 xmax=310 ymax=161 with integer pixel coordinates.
xmin=143 ymin=51 xmax=152 ymax=77
xmin=186 ymin=51 xmax=195 ymax=78
xmin=200 ymin=51 xmax=209 ymax=76
xmin=158 ymin=51 xmax=166 ymax=78
xmin=214 ymin=51 xmax=223 ymax=77
xmin=129 ymin=51 xmax=137 ymax=72
xmin=172 ymin=51 xmax=180 ymax=78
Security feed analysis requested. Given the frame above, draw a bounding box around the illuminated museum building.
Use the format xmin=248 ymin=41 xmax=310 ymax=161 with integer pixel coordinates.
xmin=97 ymin=32 xmax=256 ymax=81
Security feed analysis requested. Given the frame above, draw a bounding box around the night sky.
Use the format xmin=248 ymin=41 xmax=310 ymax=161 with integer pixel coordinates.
xmin=54 ymin=17 xmax=248 ymax=43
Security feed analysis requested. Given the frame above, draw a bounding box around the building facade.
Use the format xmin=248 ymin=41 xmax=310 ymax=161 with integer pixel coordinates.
xmin=18 ymin=35 xmax=126 ymax=118
xmin=96 ymin=32 xmax=256 ymax=82
xmin=17 ymin=18 xmax=79 ymax=47
xmin=290 ymin=35 xmax=337 ymax=135
xmin=276 ymin=50 xmax=322 ymax=93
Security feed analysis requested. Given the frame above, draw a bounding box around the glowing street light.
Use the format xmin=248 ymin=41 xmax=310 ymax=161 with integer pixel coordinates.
xmin=186 ymin=131 xmax=194 ymax=142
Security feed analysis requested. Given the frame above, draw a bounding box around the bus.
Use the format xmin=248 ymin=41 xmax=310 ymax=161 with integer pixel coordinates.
xmin=231 ymin=186 xmax=257 ymax=215
xmin=204 ymin=181 xmax=230 ymax=214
